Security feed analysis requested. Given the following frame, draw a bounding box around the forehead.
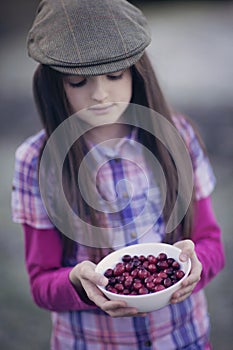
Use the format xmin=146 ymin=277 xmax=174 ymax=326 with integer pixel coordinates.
xmin=63 ymin=69 xmax=129 ymax=80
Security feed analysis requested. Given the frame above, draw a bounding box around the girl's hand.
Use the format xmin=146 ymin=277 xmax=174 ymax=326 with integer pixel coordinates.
xmin=69 ymin=261 xmax=146 ymax=317
xmin=170 ymin=239 xmax=202 ymax=304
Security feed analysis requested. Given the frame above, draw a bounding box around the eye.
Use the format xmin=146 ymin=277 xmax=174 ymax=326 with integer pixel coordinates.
xmin=68 ymin=79 xmax=87 ymax=88
xmin=107 ymin=72 xmax=124 ymax=80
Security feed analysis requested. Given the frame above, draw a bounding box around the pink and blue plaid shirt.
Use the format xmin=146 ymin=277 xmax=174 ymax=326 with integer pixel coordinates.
xmin=12 ymin=115 xmax=217 ymax=349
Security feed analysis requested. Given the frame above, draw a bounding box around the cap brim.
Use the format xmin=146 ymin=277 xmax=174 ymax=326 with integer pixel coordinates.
xmin=48 ymin=51 xmax=145 ymax=76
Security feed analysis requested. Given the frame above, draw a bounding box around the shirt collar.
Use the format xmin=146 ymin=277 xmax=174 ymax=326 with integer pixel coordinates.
xmin=86 ymin=127 xmax=140 ymax=160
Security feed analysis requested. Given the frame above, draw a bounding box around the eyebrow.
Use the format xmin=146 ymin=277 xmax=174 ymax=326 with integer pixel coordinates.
xmin=63 ymin=75 xmax=86 ymax=81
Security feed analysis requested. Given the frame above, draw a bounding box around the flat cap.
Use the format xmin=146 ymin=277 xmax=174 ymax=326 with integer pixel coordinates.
xmin=27 ymin=0 xmax=151 ymax=75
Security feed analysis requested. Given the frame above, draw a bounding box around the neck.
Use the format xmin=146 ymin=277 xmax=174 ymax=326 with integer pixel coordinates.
xmin=84 ymin=123 xmax=131 ymax=146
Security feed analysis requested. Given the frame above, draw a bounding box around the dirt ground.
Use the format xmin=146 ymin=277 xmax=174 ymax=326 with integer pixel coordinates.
xmin=0 ymin=1 xmax=232 ymax=349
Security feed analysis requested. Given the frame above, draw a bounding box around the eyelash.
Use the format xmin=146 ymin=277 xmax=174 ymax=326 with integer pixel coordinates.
xmin=69 ymin=80 xmax=87 ymax=88
xmin=68 ymin=73 xmax=123 ymax=88
xmin=108 ymin=73 xmax=123 ymax=80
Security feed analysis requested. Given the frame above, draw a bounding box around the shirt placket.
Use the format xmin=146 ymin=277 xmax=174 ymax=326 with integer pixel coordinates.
xmin=108 ymin=158 xmax=139 ymax=246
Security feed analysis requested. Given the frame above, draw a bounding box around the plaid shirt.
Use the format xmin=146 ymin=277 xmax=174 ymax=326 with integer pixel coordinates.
xmin=12 ymin=115 xmax=216 ymax=349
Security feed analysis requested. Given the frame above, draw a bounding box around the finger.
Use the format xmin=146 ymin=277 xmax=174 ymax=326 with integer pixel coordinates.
xmin=102 ymin=301 xmax=147 ymax=318
xmin=171 ymin=284 xmax=195 ymax=303
xmin=182 ymin=255 xmax=202 ymax=287
xmin=174 ymin=239 xmax=194 ymax=260
xmin=181 ymin=271 xmax=200 ymax=287
xmin=82 ymin=278 xmax=113 ymax=305
xmin=176 ymin=239 xmax=195 ymax=261
xmin=102 ymin=301 xmax=139 ymax=317
xmin=106 ymin=307 xmax=139 ymax=318
xmin=172 ymin=284 xmax=194 ymax=301
xmin=84 ymin=283 xmax=129 ymax=311
xmin=86 ymin=287 xmax=111 ymax=306
xmin=78 ymin=262 xmax=108 ymax=286
xmin=171 ymin=291 xmax=192 ymax=304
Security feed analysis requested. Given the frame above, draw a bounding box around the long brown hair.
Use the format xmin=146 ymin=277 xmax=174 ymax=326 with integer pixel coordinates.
xmin=33 ymin=52 xmax=193 ymax=263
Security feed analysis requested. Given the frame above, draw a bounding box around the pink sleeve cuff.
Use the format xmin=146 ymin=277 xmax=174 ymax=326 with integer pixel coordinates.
xmin=191 ymin=196 xmax=225 ymax=292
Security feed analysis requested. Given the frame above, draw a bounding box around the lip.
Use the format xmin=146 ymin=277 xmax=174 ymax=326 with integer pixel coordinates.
xmin=88 ymin=104 xmax=115 ymax=114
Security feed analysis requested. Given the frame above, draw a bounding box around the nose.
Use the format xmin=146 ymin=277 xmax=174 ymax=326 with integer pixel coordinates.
xmin=91 ymin=77 xmax=108 ymax=103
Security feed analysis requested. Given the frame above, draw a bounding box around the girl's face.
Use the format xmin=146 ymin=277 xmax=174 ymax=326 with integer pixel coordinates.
xmin=63 ymin=69 xmax=132 ymax=127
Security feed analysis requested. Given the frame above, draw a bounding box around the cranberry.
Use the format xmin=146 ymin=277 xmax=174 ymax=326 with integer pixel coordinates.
xmin=157 ymin=272 xmax=168 ymax=279
xmin=122 ymin=271 xmax=130 ymax=278
xmin=163 ymin=277 xmax=172 ymax=288
xmin=138 ymin=287 xmax=149 ymax=295
xmin=125 ymin=262 xmax=134 ymax=272
xmin=132 ymin=260 xmax=141 ymax=268
xmin=144 ymin=275 xmax=154 ymax=284
xmin=147 ymin=254 xmax=157 ymax=264
xmin=157 ymin=253 xmax=167 ymax=261
xmin=115 ymin=275 xmax=125 ymax=283
xmin=139 ymin=255 xmax=146 ymax=262
xmin=122 ymin=289 xmax=130 ymax=295
xmin=170 ymin=274 xmax=178 ymax=282
xmin=157 ymin=260 xmax=169 ymax=270
xmin=104 ymin=268 xmax=114 ymax=278
xmin=147 ymin=263 xmax=157 ymax=273
xmin=175 ymin=270 xmax=185 ymax=280
xmin=146 ymin=282 xmax=155 ymax=291
xmin=124 ymin=276 xmax=133 ymax=289
xmin=172 ymin=261 xmax=180 ymax=270
xmin=108 ymin=277 xmax=116 ymax=285
xmin=133 ymin=281 xmax=143 ymax=291
xmin=153 ymin=276 xmax=163 ymax=285
xmin=130 ymin=290 xmax=138 ymax=295
xmin=133 ymin=278 xmax=141 ymax=283
xmin=122 ymin=254 xmax=132 ymax=262
xmin=132 ymin=255 xmax=140 ymax=262
xmin=163 ymin=268 xmax=173 ymax=276
xmin=142 ymin=260 xmax=149 ymax=268
xmin=115 ymin=283 xmax=124 ymax=292
xmin=106 ymin=286 xmax=118 ymax=293
xmin=114 ymin=263 xmax=125 ymax=276
xmin=131 ymin=269 xmax=138 ymax=278
xmin=138 ymin=268 xmax=149 ymax=280
xmin=103 ymin=251 xmax=186 ymax=296
xmin=154 ymin=284 xmax=165 ymax=292
xmin=167 ymin=258 xmax=175 ymax=266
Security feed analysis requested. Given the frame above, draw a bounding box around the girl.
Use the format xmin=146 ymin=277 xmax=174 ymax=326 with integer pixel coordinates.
xmin=12 ymin=0 xmax=225 ymax=349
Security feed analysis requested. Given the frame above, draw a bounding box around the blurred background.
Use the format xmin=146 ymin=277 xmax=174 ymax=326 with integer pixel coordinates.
xmin=0 ymin=1 xmax=232 ymax=349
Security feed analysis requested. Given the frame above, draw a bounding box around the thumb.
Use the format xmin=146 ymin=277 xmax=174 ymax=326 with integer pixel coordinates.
xmin=174 ymin=239 xmax=195 ymax=261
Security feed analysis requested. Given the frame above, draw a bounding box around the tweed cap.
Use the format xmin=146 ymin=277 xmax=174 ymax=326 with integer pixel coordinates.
xmin=27 ymin=0 xmax=151 ymax=76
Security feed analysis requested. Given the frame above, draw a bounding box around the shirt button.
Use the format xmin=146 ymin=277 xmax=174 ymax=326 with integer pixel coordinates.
xmin=130 ymin=231 xmax=137 ymax=238
xmin=144 ymin=340 xmax=152 ymax=347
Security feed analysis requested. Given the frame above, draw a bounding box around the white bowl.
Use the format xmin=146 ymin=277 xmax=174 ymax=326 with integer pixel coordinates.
xmin=95 ymin=242 xmax=191 ymax=312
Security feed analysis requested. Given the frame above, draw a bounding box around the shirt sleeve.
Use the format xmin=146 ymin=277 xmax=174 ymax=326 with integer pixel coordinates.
xmin=192 ymin=196 xmax=225 ymax=292
xmin=11 ymin=131 xmax=54 ymax=229
xmin=173 ymin=115 xmax=216 ymax=200
xmin=23 ymin=223 xmax=97 ymax=312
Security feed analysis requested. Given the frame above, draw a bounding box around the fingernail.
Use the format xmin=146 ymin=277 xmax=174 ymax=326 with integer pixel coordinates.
xmin=180 ymin=253 xmax=188 ymax=261
xmin=100 ymin=276 xmax=108 ymax=285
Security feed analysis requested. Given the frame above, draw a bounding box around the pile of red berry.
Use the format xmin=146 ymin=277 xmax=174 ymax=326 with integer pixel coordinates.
xmin=104 ymin=253 xmax=185 ymax=295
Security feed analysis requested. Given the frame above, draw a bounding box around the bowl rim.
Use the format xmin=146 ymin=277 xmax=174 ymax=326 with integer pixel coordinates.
xmin=95 ymin=242 xmax=191 ymax=298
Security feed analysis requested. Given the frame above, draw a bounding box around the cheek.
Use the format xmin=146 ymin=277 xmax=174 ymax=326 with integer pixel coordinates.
xmin=66 ymin=89 xmax=88 ymax=113
xmin=120 ymin=76 xmax=132 ymax=103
